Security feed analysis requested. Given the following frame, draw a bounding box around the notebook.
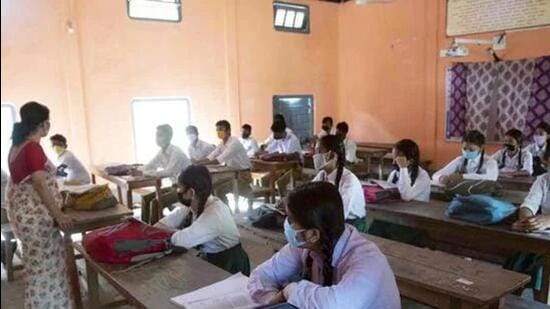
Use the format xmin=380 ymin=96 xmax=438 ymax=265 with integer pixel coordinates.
xmin=170 ymin=273 xmax=257 ymax=309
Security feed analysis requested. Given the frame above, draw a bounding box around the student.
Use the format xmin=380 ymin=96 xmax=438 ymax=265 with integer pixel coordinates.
xmin=50 ymin=134 xmax=91 ymax=185
xmin=508 ymin=145 xmax=549 ymax=295
xmin=491 ymin=129 xmax=533 ymax=176
xmin=239 ymin=124 xmax=259 ymax=158
xmin=312 ymin=135 xmax=367 ymax=232
xmin=261 ymin=120 xmax=302 ymax=161
xmin=138 ymin=124 xmax=191 ymax=221
xmin=318 ymin=116 xmax=336 ymax=139
xmin=247 ymin=182 xmax=400 ymax=309
xmin=155 ymin=165 xmax=250 ymax=275
xmin=138 ymin=124 xmax=190 ymax=183
xmin=335 ymin=122 xmax=357 ymax=164
xmin=526 ymin=122 xmax=549 ymax=176
xmin=262 ymin=114 xmax=294 ymax=148
xmin=186 ymin=125 xmax=215 ymax=162
xmin=387 ymin=139 xmax=431 ymax=202
xmin=432 ymin=130 xmax=499 ymax=186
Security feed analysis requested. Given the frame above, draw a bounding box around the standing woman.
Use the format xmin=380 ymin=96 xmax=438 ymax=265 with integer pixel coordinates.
xmin=6 ymin=102 xmax=73 ymax=308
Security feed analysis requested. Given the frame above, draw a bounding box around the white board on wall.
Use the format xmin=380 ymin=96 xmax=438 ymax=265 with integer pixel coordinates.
xmin=447 ymin=0 xmax=550 ymax=36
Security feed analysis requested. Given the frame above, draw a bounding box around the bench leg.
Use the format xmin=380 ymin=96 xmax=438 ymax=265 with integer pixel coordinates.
xmin=126 ymin=189 xmax=133 ymax=209
xmin=534 ymin=255 xmax=550 ymax=304
xmin=85 ymin=260 xmax=100 ymax=308
xmin=64 ymin=233 xmax=83 ymax=309
xmin=116 ymin=186 xmax=123 ymax=204
xmin=233 ymin=178 xmax=240 ymax=214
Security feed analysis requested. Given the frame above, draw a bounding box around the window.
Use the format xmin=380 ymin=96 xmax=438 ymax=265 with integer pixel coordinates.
xmin=273 ymin=95 xmax=313 ymax=146
xmin=273 ymin=1 xmax=309 ymax=34
xmin=1 ymin=104 xmax=16 ymax=173
xmin=127 ymin=0 xmax=181 ymax=22
xmin=131 ymin=97 xmax=191 ymax=163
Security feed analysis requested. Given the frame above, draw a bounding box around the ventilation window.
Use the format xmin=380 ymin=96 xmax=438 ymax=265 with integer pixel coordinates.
xmin=127 ymin=0 xmax=181 ymax=23
xmin=273 ymin=2 xmax=309 ymax=34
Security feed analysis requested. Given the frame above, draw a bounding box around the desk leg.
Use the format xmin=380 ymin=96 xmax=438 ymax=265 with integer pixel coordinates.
xmin=366 ymin=155 xmax=372 ymax=178
xmin=154 ymin=179 xmax=163 ymax=221
xmin=534 ymin=254 xmax=550 ymax=304
xmin=116 ymin=186 xmax=123 ymax=204
xmin=233 ymin=175 xmax=240 ymax=214
xmin=126 ymin=189 xmax=133 ymax=209
xmin=64 ymin=233 xmax=83 ymax=309
xmin=85 ymin=260 xmax=100 ymax=308
xmin=91 ymin=173 xmax=96 ymax=184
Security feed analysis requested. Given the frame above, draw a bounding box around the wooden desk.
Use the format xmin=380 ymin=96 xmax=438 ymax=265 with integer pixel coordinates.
xmin=356 ymin=142 xmax=394 ymax=152
xmin=250 ymin=159 xmax=300 ymax=202
xmin=430 ymin=185 xmax=529 ymax=205
xmin=207 ymin=165 xmax=250 ymax=214
xmin=91 ymin=165 xmax=163 ymax=210
xmin=235 ymin=217 xmax=530 ymax=308
xmin=367 ymin=200 xmax=550 ymax=304
xmin=63 ymin=204 xmax=133 ymax=309
xmin=73 ymin=243 xmax=231 ymax=309
xmin=498 ymin=176 xmax=536 ymax=192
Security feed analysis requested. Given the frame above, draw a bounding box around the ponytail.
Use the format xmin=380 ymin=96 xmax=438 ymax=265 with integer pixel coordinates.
xmin=477 ymin=149 xmax=485 ymax=173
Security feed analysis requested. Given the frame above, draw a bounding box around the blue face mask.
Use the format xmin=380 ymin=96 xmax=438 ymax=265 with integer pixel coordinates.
xmin=462 ymin=149 xmax=480 ymax=160
xmin=284 ymin=218 xmax=306 ymax=248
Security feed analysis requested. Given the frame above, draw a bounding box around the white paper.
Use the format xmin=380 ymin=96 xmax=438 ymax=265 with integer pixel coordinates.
xmin=361 ymin=179 xmax=397 ymax=190
xmin=170 ymin=273 xmax=257 ymax=309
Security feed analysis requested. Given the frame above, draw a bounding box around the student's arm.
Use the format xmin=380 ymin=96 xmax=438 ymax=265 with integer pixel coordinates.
xmin=520 ymin=151 xmax=534 ymax=175
xmin=339 ymin=177 xmax=357 ymax=219
xmin=140 ymin=151 xmax=162 ymax=172
xmin=247 ymin=245 xmax=303 ymax=305
xmin=463 ymin=158 xmax=499 ymax=181
xmin=397 ymin=168 xmax=430 ymax=202
xmin=195 ymin=145 xmax=222 ymax=165
xmin=512 ymin=176 xmax=550 ymax=232
xmin=155 ymin=207 xmax=190 ymax=229
xmin=431 ymin=157 xmax=462 ymax=185
xmin=145 ymin=150 xmax=190 ymax=178
xmin=169 ymin=209 xmax=221 ymax=248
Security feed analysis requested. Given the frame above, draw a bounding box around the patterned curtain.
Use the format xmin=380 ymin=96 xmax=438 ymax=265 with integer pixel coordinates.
xmin=445 ymin=55 xmax=550 ymax=142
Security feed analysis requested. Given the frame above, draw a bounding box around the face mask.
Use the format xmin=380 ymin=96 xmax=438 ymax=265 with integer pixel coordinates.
xmin=216 ymin=131 xmax=225 ymax=140
xmin=177 ymin=189 xmax=193 ymax=207
xmin=322 ymin=125 xmax=331 ymax=132
xmin=53 ymin=145 xmax=65 ymax=156
xmin=241 ymin=132 xmax=250 ymax=139
xmin=284 ymin=218 xmax=306 ymax=248
xmin=534 ymin=135 xmax=547 ymax=146
xmin=462 ymin=149 xmax=480 ymax=160
xmin=187 ymin=134 xmax=198 ymax=143
xmin=504 ymin=143 xmax=516 ymax=152
xmin=313 ymin=153 xmax=328 ymax=171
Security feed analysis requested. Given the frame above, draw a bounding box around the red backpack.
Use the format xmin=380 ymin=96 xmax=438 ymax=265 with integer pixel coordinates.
xmin=82 ymin=218 xmax=174 ymax=264
xmin=363 ymin=185 xmax=400 ymax=203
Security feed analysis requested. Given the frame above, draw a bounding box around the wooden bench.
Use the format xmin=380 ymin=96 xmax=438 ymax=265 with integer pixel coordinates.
xmin=234 ymin=217 xmax=531 ymax=309
xmin=497 ymin=176 xmax=536 ymax=192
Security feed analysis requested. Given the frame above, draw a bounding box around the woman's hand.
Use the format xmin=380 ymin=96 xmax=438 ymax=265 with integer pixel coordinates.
xmin=395 ymin=156 xmax=408 ymax=169
xmin=512 ymin=215 xmax=550 ymax=232
xmin=55 ymin=213 xmax=74 ymax=231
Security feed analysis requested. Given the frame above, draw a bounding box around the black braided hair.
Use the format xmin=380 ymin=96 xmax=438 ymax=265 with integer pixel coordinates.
xmin=319 ymin=135 xmax=346 ymax=188
xmin=177 ymin=165 xmax=213 ymax=225
xmin=461 ymin=130 xmax=486 ymax=174
xmin=287 ymin=182 xmax=345 ymax=286
xmin=394 ymin=139 xmax=420 ymax=186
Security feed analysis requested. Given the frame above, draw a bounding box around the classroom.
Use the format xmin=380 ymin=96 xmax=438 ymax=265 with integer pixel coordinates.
xmin=1 ymin=0 xmax=549 ymax=308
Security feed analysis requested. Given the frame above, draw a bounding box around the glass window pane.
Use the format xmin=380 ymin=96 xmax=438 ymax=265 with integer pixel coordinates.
xmin=132 ymin=98 xmax=190 ymax=163
xmin=284 ymin=10 xmax=296 ymax=28
xmin=294 ymin=11 xmax=305 ymax=28
xmin=128 ymin=0 xmax=181 ymax=22
xmin=274 ymin=9 xmax=286 ymax=26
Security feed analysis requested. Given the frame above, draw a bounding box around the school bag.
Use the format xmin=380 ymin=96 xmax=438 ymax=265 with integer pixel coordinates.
xmin=82 ymin=218 xmax=174 ymax=264
xmin=63 ymin=184 xmax=118 ymax=211
xmin=249 ymin=204 xmax=286 ymax=230
xmin=443 ymin=180 xmax=502 ymax=200
xmin=445 ymin=194 xmax=516 ymax=225
xmin=362 ymin=185 xmax=400 ymax=203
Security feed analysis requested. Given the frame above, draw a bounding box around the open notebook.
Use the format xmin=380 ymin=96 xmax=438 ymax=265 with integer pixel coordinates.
xmin=170 ymin=273 xmax=258 ymax=309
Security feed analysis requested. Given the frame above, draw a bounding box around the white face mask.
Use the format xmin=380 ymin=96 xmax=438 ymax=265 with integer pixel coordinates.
xmin=313 ymin=153 xmax=328 ymax=171
xmin=187 ymin=134 xmax=198 ymax=144
xmin=533 ymin=134 xmax=547 ymax=147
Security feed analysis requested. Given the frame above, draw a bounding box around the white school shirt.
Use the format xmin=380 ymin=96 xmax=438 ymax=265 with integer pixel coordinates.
xmin=159 ymin=196 xmax=241 ymax=253
xmin=387 ymin=167 xmax=431 ymax=202
xmin=265 ymin=133 xmax=302 ymax=155
xmin=318 ymin=128 xmax=336 ymax=139
xmin=248 ymin=224 xmax=401 ymax=309
xmin=140 ymin=144 xmax=191 ymax=184
xmin=432 ymin=154 xmax=499 ymax=185
xmin=239 ymin=136 xmax=260 ymax=158
xmin=1 ymin=170 xmax=8 ymax=208
xmin=262 ymin=128 xmax=293 ymax=146
xmin=343 ymin=139 xmax=358 ymax=163
xmin=207 ymin=136 xmax=252 ymax=169
xmin=188 ymin=139 xmax=216 ymax=161
xmin=526 ymin=142 xmax=547 ymax=161
xmin=520 ymin=172 xmax=550 ymax=216
xmin=312 ymin=168 xmax=366 ymax=219
xmin=56 ymin=150 xmax=91 ymax=184
xmin=491 ymin=148 xmax=533 ymax=175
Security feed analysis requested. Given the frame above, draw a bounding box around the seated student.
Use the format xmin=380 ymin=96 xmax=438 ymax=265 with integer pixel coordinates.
xmin=526 ymin=122 xmax=549 ymax=176
xmin=491 ymin=129 xmax=533 ymax=176
xmin=312 ymin=135 xmax=367 ymax=232
xmin=239 ymin=124 xmax=259 ymax=158
xmin=247 ymin=182 xmax=400 ymax=309
xmin=137 ymin=124 xmax=191 ymax=221
xmin=318 ymin=116 xmax=336 ymax=139
xmin=335 ymin=122 xmax=357 ymax=164
xmin=186 ymin=125 xmax=215 ymax=162
xmin=195 ymin=120 xmax=252 ymax=202
xmin=260 ymin=120 xmax=302 ymax=161
xmin=155 ymin=165 xmax=250 ymax=275
xmin=387 ymin=139 xmax=431 ymax=202
xmin=262 ymin=114 xmax=294 ymax=148
xmin=432 ymin=130 xmax=499 ymax=186
xmin=50 ymin=134 xmax=91 ymax=185
xmin=508 ymin=146 xmax=549 ymax=296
